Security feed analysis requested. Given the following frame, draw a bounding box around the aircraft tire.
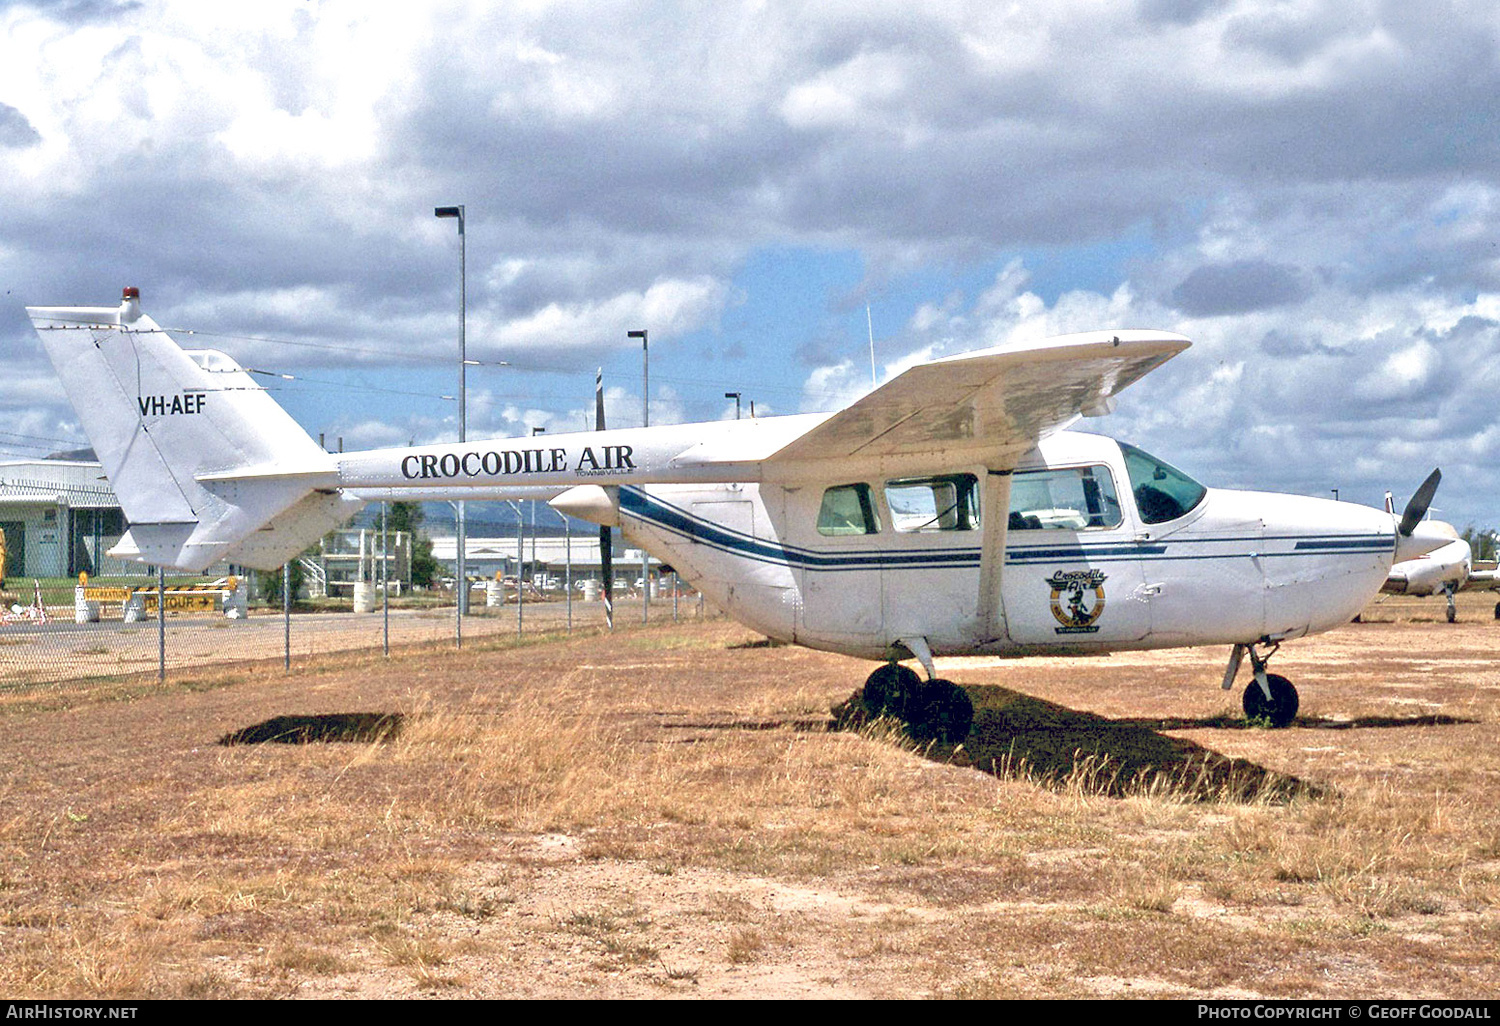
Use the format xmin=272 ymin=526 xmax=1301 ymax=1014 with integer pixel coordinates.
xmin=907 ymin=679 xmax=974 ymax=744
xmin=1448 ymin=605 xmax=1457 ymax=623
xmin=863 ymin=663 xmax=922 ymax=718
xmin=1242 ymin=673 xmax=1299 ymax=728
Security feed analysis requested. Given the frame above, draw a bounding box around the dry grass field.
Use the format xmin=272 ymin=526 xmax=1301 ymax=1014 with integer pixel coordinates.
xmin=0 ymin=590 xmax=1498 ymax=999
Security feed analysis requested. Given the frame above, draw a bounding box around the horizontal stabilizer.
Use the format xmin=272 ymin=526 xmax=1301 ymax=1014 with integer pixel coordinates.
xmin=218 ymin=492 xmax=368 ymax=571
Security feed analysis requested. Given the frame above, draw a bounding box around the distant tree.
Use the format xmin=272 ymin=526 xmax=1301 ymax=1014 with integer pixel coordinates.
xmin=258 ymin=556 xmax=306 ymax=606
xmin=387 ymin=501 xmax=439 ymax=589
xmin=1461 ymin=525 xmax=1498 ymax=562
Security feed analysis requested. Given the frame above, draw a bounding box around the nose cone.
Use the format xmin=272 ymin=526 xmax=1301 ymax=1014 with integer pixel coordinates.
xmin=1395 ymin=518 xmax=1456 ymax=562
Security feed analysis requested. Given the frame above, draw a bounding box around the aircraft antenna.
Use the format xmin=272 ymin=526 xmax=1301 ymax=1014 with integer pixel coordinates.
xmin=867 ymin=304 xmax=877 ymax=387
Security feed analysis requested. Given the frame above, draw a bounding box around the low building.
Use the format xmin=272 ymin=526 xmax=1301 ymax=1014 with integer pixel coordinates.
xmin=0 ymin=458 xmax=132 ymax=579
xmin=429 ymin=534 xmax=663 ymax=591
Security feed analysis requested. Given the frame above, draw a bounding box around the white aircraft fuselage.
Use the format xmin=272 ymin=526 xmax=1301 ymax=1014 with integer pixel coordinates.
xmin=628 ymin=460 xmax=1394 ymax=662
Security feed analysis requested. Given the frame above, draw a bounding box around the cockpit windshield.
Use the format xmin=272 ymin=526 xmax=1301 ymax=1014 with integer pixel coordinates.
xmin=1119 ymin=442 xmax=1207 ymax=524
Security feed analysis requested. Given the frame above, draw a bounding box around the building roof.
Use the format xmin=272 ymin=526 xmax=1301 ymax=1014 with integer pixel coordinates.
xmin=429 ymin=535 xmax=658 ymax=570
xmin=0 ymin=459 xmax=118 ymax=507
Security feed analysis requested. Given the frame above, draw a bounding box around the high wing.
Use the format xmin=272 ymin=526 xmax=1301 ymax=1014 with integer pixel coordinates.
xmin=765 ymin=330 xmax=1190 ymax=468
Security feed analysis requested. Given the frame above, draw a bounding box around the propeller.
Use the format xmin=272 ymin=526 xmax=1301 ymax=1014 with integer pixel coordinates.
xmin=1393 ymin=468 xmax=1449 ymax=562
xmin=1399 ymin=468 xmax=1442 ymax=538
xmin=596 ymin=368 xmax=614 ymax=631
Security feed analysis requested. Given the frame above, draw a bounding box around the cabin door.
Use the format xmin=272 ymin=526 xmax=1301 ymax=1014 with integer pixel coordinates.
xmin=999 ymin=463 xmax=1151 ymax=649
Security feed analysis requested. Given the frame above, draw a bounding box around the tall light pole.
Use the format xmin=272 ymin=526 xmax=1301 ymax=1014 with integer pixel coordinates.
xmin=724 ymin=391 xmax=741 ymax=420
xmin=435 ymin=204 xmax=467 ymax=638
xmin=629 ymin=329 xmax=648 ymax=427
xmin=628 ymin=328 xmax=648 ymax=622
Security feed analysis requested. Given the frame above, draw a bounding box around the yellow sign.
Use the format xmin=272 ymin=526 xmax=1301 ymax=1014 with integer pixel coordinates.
xmin=138 ymin=592 xmax=221 ymax=613
xmin=85 ymin=580 xmax=232 ymax=603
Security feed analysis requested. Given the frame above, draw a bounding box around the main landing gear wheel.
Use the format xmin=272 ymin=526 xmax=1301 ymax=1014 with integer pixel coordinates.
xmin=906 ymin=679 xmax=974 ymax=744
xmin=863 ymin=663 xmax=922 ymax=718
xmin=860 ymin=665 xmax=974 ymax=743
xmin=1243 ymin=673 xmax=1299 ymax=728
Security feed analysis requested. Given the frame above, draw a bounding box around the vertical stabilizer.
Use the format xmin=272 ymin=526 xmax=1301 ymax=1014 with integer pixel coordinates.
xmin=27 ymin=288 xmax=340 ymax=570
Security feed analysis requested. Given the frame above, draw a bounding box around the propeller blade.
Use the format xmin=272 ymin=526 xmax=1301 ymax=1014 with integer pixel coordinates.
xmin=1399 ymin=468 xmax=1442 ymax=537
xmin=596 ymin=368 xmax=613 ymax=630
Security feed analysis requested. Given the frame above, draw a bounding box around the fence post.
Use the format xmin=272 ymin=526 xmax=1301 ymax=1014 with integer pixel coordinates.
xmin=283 ymin=562 xmax=290 ymax=673
xmin=517 ymin=502 xmax=525 ymax=639
xmin=382 ymin=502 xmax=389 ymax=657
xmin=157 ymin=565 xmax=165 ymax=684
xmin=454 ymin=500 xmax=463 ymax=651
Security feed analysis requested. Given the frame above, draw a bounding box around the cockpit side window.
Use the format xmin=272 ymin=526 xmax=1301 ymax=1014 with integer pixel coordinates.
xmin=884 ymin=474 xmax=980 ymax=533
xmin=817 ymin=483 xmax=881 ymax=536
xmin=1120 ymin=442 xmax=1208 ymax=524
xmin=1007 ymin=465 xmax=1123 ymax=531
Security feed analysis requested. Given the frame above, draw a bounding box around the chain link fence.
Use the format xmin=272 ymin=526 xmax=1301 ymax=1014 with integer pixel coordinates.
xmin=0 ymin=577 xmax=714 ymax=693
xmin=0 ymin=476 xmax=718 ymax=692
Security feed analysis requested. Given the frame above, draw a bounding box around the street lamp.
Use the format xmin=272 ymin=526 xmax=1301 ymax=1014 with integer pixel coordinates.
xmin=435 ymin=204 xmax=467 ymax=633
xmin=724 ymin=392 xmax=741 ymax=420
xmin=628 ymin=329 xmax=648 ymax=427
xmin=628 ymin=328 xmax=649 ymax=622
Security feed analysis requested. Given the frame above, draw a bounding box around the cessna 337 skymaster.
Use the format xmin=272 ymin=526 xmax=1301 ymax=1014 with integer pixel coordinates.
xmin=28 ymin=288 xmax=1452 ymax=737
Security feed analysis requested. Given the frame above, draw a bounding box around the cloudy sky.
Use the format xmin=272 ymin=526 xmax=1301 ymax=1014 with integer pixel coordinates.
xmin=3 ymin=0 xmax=1499 ymax=529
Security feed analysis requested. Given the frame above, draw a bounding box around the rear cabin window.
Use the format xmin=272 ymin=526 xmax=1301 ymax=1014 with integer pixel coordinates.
xmin=816 ymin=483 xmax=881 ymax=536
xmin=1120 ymin=442 xmax=1207 ymax=524
xmin=884 ymin=474 xmax=980 ymax=533
xmin=1008 ymin=465 xmax=1123 ymax=531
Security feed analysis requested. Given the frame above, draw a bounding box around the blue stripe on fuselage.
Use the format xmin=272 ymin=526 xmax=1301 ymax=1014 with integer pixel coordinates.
xmin=618 ymin=488 xmax=1394 ymax=572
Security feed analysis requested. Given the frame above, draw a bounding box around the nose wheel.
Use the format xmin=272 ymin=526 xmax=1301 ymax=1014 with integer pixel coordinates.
xmin=1224 ymin=642 xmax=1299 ymax=728
xmin=1241 ymin=671 xmax=1299 ymax=727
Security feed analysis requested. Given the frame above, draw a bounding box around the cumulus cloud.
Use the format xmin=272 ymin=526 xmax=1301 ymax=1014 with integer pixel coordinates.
xmin=1171 ymin=260 xmax=1311 ymax=316
xmin=0 ymin=104 xmax=40 ymax=148
xmin=474 ymin=276 xmax=731 ymax=363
